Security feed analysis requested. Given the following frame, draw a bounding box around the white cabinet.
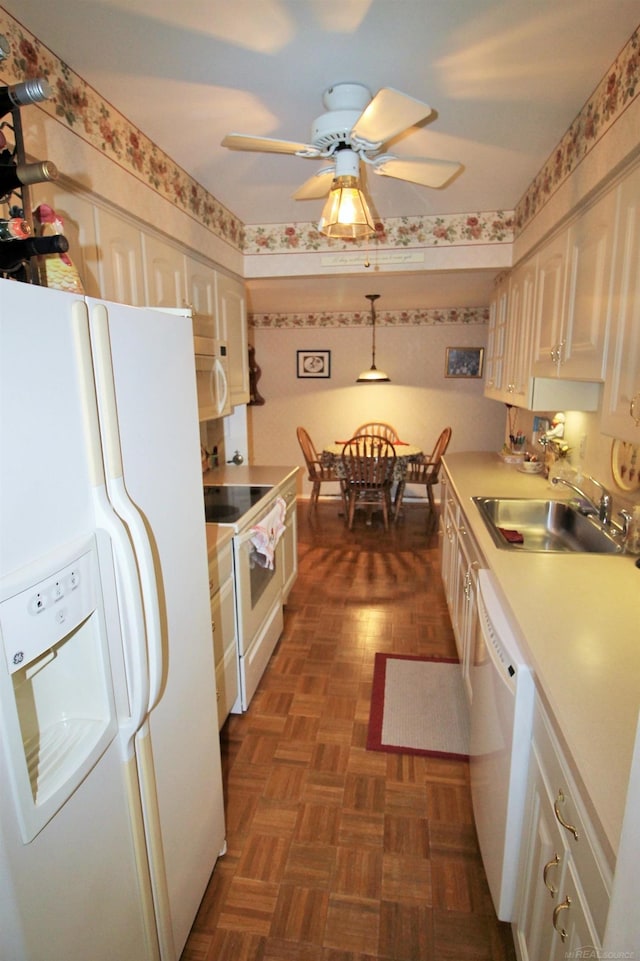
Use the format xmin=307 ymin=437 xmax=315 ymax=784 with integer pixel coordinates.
xmin=440 ymin=468 xmax=483 ymax=703
xmin=142 ymin=232 xmax=185 ymax=308
xmin=532 ymin=188 xmax=616 ymax=380
xmin=484 ymin=273 xmax=509 ymax=400
xmin=505 ymin=258 xmax=537 ymax=407
xmin=440 ymin=472 xmax=457 ymax=610
xmin=514 ymin=695 xmax=611 ymax=961
xmin=601 ymin=164 xmax=640 ymax=441
xmin=208 ymin=538 xmax=239 ymax=729
xmin=280 ymin=477 xmax=298 ymax=602
xmin=215 ymin=271 xmax=250 ymax=406
xmin=185 ymin=256 xmax=217 ymax=339
xmin=94 ymin=206 xmax=145 ymax=305
xmin=30 ymin=184 xmax=102 ymax=298
xmin=485 ymin=263 xmax=536 ymax=407
xmin=531 ymin=229 xmax=569 ymax=377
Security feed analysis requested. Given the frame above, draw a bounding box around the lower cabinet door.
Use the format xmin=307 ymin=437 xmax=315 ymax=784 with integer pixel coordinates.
xmin=515 ymin=756 xmax=566 ymax=961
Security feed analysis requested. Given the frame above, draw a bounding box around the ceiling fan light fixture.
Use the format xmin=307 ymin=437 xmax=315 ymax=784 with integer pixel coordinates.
xmin=356 ymin=293 xmax=390 ymax=383
xmin=318 ymin=175 xmax=376 ymax=240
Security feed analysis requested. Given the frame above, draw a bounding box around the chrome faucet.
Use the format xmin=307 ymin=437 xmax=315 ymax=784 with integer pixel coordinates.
xmin=551 ymin=473 xmax=612 ymax=525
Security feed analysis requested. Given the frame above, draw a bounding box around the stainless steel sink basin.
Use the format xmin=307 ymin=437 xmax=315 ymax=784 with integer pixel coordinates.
xmin=472 ymin=497 xmax=623 ymax=553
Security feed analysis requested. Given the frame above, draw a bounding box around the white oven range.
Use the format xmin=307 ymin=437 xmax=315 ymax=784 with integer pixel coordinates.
xmin=203 ymin=479 xmax=293 ymax=711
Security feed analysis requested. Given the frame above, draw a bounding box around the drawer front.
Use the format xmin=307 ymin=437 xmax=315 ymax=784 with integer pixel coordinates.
xmin=210 ymin=576 xmax=236 ymax=666
xmin=533 ymin=705 xmax=611 ymax=939
xmin=208 ymin=540 xmax=233 ymax=592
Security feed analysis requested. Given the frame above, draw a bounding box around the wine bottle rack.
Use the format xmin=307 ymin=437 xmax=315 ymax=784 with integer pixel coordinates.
xmin=1 ymin=105 xmax=36 ymax=283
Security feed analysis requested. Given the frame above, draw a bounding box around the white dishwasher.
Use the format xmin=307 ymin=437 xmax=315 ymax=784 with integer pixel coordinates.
xmin=470 ymin=568 xmax=535 ymax=922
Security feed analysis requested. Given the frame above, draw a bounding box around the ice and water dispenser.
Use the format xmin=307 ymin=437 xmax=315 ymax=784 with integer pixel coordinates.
xmin=0 ymin=535 xmax=118 ymax=842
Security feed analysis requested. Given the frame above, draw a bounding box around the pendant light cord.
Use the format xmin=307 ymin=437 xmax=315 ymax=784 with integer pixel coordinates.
xmin=366 ymin=293 xmax=380 ymax=369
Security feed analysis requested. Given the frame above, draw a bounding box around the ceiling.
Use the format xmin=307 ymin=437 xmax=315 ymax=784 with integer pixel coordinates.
xmin=3 ymin=1 xmax=639 ymax=314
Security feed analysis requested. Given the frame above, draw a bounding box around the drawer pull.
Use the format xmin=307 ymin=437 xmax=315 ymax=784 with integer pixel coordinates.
xmin=543 ymin=853 xmax=561 ymax=897
xmin=554 ymin=789 xmax=579 ymax=840
xmin=552 ymin=896 xmax=571 ymax=941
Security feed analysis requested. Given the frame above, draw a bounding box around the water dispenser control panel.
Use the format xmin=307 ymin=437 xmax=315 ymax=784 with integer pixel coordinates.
xmin=0 ymin=548 xmax=96 ymax=674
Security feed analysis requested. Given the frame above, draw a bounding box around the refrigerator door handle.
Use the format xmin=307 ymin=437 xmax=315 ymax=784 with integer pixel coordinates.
xmin=72 ymin=302 xmax=151 ymax=748
xmin=89 ymin=303 xmax=165 ymax=714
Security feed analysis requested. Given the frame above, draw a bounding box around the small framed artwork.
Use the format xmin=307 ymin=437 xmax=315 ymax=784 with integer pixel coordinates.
xmin=297 ymin=349 xmax=331 ymax=379
xmin=445 ymin=347 xmax=484 ymax=379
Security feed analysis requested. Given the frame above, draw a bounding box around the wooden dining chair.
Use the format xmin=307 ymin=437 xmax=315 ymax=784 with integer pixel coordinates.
xmin=341 ymin=434 xmax=397 ymax=531
xmin=296 ymin=426 xmax=344 ymax=514
xmin=393 ymin=426 xmax=452 ymax=526
xmin=353 ymin=421 xmax=400 ymax=444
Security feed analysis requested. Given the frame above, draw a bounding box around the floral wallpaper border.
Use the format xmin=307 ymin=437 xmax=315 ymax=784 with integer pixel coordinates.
xmin=0 ymin=11 xmax=245 ymax=249
xmin=1 ymin=11 xmax=637 ymax=254
xmin=515 ymin=26 xmax=639 ymax=229
xmin=243 ymin=211 xmax=513 ymax=255
xmin=250 ymin=306 xmax=488 ymax=329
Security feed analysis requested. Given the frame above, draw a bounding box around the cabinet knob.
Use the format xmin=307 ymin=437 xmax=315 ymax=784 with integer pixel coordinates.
xmin=630 ymin=391 xmax=640 ymax=426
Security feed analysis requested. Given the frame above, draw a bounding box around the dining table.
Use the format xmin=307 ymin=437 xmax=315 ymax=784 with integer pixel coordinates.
xmin=321 ymin=440 xmax=423 ymax=483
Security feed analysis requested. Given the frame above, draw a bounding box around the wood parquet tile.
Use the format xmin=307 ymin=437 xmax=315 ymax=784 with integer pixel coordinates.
xmin=181 ymin=501 xmax=516 ymax=961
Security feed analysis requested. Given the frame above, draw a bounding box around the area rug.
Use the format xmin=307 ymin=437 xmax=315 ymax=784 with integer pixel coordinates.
xmin=366 ymin=653 xmax=470 ymax=759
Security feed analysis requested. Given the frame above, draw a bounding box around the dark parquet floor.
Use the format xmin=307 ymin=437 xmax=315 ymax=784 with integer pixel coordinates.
xmin=181 ymin=499 xmax=517 ymax=961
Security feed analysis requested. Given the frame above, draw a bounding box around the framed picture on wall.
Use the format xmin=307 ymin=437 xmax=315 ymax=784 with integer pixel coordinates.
xmin=445 ymin=347 xmax=484 ymax=379
xmin=297 ymin=350 xmax=331 ymax=379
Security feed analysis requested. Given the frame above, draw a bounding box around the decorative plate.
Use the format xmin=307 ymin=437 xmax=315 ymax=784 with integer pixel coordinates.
xmin=611 ymin=439 xmax=640 ymax=491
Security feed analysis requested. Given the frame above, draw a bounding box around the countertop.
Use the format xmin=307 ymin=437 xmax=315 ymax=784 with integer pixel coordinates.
xmin=203 ymin=464 xmax=298 ymax=490
xmin=443 ymin=451 xmax=640 ymax=865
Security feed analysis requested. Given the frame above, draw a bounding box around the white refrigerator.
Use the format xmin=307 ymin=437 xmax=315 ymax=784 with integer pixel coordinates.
xmin=0 ymin=280 xmax=225 ymax=961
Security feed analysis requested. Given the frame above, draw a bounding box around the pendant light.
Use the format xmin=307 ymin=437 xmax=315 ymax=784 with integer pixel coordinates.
xmin=318 ymin=148 xmax=376 ymax=240
xmin=356 ymin=294 xmax=390 ymax=383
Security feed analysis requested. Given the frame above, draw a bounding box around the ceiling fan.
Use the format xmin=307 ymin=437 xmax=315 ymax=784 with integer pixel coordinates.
xmin=221 ymin=82 xmax=463 ymax=204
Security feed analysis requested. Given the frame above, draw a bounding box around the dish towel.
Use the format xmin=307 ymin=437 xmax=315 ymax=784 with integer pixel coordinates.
xmin=249 ymin=496 xmax=286 ymax=569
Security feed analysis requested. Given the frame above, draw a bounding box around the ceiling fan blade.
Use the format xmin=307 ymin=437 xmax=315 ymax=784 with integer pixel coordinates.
xmin=351 ymin=88 xmax=433 ymax=146
xmin=221 ymin=133 xmax=320 ymax=157
xmin=372 ymin=154 xmax=463 ymax=189
xmin=293 ymin=167 xmax=336 ymax=200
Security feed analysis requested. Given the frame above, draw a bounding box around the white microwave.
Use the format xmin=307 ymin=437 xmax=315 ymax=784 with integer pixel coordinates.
xmin=194 ymin=336 xmax=231 ymax=421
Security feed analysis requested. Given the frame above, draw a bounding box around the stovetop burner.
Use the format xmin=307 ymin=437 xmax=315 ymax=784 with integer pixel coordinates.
xmin=203 ymin=485 xmax=272 ymax=525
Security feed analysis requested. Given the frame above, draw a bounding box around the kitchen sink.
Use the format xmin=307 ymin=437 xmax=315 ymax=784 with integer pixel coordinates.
xmin=472 ymin=497 xmax=623 ymax=554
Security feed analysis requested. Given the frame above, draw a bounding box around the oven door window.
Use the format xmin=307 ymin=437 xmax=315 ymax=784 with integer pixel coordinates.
xmin=248 ymin=544 xmax=277 ymax=608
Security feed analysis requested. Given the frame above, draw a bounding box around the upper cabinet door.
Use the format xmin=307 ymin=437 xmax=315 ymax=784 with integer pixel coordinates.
xmin=532 ymin=230 xmax=568 ymax=377
xmin=505 ymin=257 xmax=537 ymax=406
xmin=29 ymin=184 xmax=102 ymax=298
xmin=484 ymin=273 xmax=508 ymax=401
xmin=185 ymin=257 xmax=217 ymax=339
xmin=94 ymin=206 xmax=144 ymax=305
xmin=532 ymin=188 xmax=616 ymax=380
xmin=561 ymin=187 xmax=617 ymax=380
xmin=142 ymin=233 xmax=185 ymax=308
xmin=601 ymin=164 xmax=640 ymax=442
xmin=215 ymin=271 xmax=250 ymax=406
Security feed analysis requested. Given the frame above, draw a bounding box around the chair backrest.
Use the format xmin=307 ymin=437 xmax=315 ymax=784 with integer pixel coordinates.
xmin=353 ymin=421 xmax=399 ymax=443
xmin=341 ymin=434 xmax=396 ymax=487
xmin=425 ymin=426 xmax=452 ymax=483
xmin=296 ymin=426 xmax=322 ymax=481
